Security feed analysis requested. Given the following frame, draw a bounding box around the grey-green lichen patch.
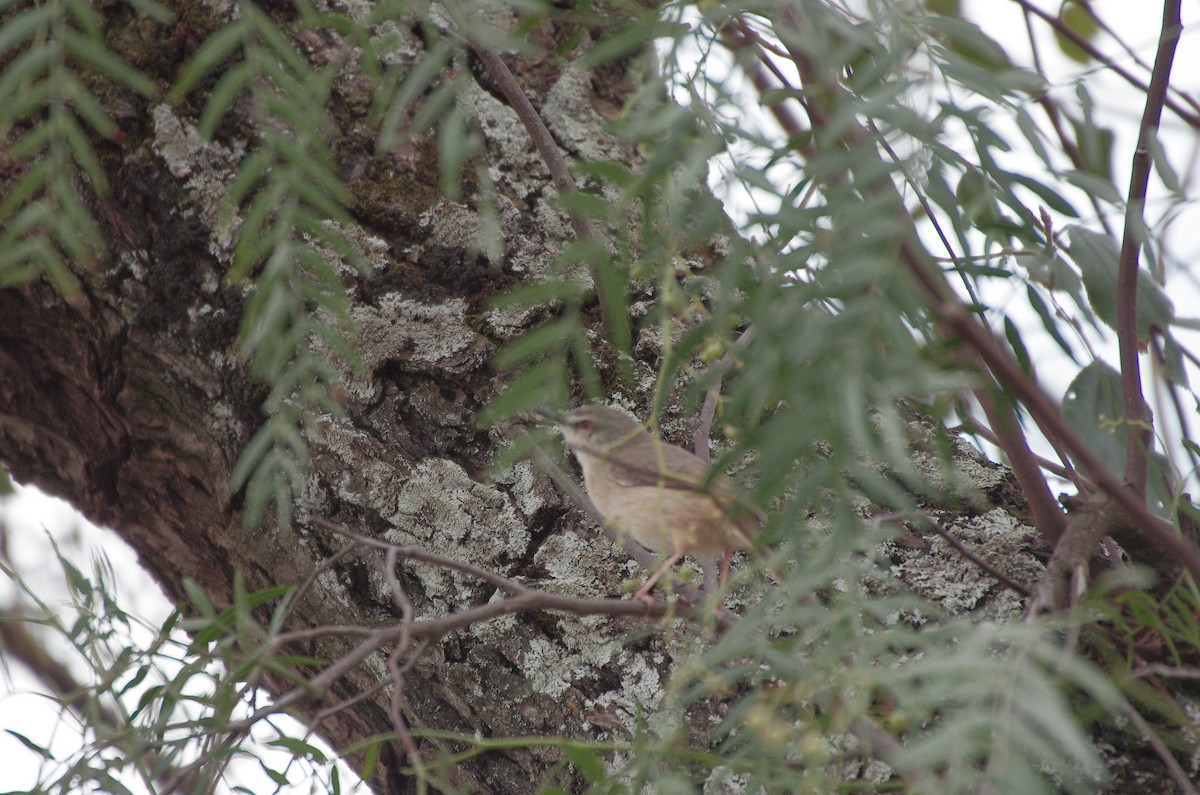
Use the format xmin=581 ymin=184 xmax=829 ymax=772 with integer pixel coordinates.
xmin=519 ymin=631 xmax=617 ymax=700
xmin=457 ymin=78 xmax=549 ymax=201
xmin=909 ymin=433 xmax=1010 ymax=503
xmin=382 ymin=459 xmax=531 ymax=600
xmin=542 ymin=60 xmax=625 ymax=164
xmin=890 ymin=508 xmax=1040 ymax=619
xmin=150 ymin=105 xmax=244 ymax=254
xmin=535 ymin=530 xmax=638 ymax=596
xmin=489 ymin=460 xmax=551 ymax=525
xmin=369 ymin=18 xmax=423 ymax=63
xmin=482 ymin=302 xmax=541 ymax=339
xmin=349 ymin=293 xmax=490 ymax=389
xmin=314 ymin=566 xmax=354 ymax=611
xmin=494 ymin=191 xmax=576 ymax=280
xmin=579 ymin=644 xmax=669 ymax=730
xmin=417 ymin=199 xmax=489 ymax=253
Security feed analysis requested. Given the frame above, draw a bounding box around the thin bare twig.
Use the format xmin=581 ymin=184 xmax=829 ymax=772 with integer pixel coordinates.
xmin=1117 ymin=691 xmax=1200 ymax=795
xmin=1018 ymin=8 xmax=1116 ymax=240
xmin=279 ymin=538 xmax=361 ymax=628
xmin=923 ymin=517 xmax=1031 ymax=598
xmin=1115 ymin=0 xmax=1182 ymax=498
xmin=383 ymin=546 xmax=423 ymax=769
xmin=1011 ymin=0 xmax=1199 ymax=128
xmin=228 ymin=567 xmax=675 ymax=737
xmin=875 ymin=512 xmax=1031 ymax=598
xmin=1131 ymin=663 xmax=1200 ymax=681
xmin=693 ymin=326 xmax=756 ymax=462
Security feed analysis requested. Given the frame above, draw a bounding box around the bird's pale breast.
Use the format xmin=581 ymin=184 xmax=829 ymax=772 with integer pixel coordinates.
xmin=577 ymin=453 xmax=732 ymax=554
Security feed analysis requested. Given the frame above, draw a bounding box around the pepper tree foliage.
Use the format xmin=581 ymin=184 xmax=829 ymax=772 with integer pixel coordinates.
xmin=2 ymin=0 xmax=1200 ymax=792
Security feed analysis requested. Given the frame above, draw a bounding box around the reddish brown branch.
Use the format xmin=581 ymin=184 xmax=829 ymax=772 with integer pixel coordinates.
xmin=766 ymin=6 xmax=1069 ymax=544
xmin=1115 ymin=0 xmax=1182 ymax=498
xmin=724 ymin=9 xmax=1200 ymax=585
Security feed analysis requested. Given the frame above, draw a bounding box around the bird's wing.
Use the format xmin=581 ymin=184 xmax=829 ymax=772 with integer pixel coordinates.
xmin=601 ymin=440 xmax=764 ymax=542
xmin=590 ymin=438 xmax=707 ymax=489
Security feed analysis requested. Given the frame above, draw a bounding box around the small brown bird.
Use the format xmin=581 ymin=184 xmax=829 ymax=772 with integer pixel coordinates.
xmin=557 ymin=404 xmax=763 ymax=600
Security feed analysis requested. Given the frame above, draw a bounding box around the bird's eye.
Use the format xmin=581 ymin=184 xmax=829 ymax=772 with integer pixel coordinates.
xmin=575 ymin=419 xmax=593 ymax=431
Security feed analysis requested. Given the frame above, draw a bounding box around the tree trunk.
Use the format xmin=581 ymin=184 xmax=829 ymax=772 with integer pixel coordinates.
xmin=0 ymin=4 xmax=678 ymax=791
xmin=0 ymin=2 xmax=1096 ymax=793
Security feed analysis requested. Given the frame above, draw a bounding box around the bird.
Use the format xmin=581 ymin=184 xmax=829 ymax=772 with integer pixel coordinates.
xmin=555 ymin=404 xmax=763 ymax=601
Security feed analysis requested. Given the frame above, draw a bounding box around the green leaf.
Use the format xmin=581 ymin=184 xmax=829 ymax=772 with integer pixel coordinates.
xmin=181 ymin=578 xmax=215 ymax=618
xmin=4 ymin=729 xmax=53 ymax=759
xmin=1003 ymin=316 xmax=1032 ymax=376
xmin=1061 ymin=361 xmax=1126 ymax=480
xmin=487 ymin=280 xmax=592 ymax=310
xmin=482 ymin=359 xmax=568 ymax=422
xmin=955 ymin=168 xmax=1000 ymax=229
xmin=62 ymin=28 xmax=158 ymax=97
xmin=376 ymin=39 xmax=454 ymax=149
xmin=96 ymin=772 xmax=135 ymax=795
xmin=436 ymin=104 xmax=471 ymax=201
xmin=1067 ymin=90 xmax=1115 ymax=180
xmin=0 ymin=161 xmax=52 ymax=222
xmin=921 ymin=14 xmax=1013 ymax=70
xmin=584 ymin=17 xmax=683 ymax=66
xmin=1059 ymin=361 xmax=1172 ymax=512
xmin=563 ymin=744 xmax=606 ymax=782
xmin=1159 ymin=332 xmax=1189 ymax=387
xmin=493 ymin=317 xmax=575 ymax=370
xmin=198 ymin=63 xmax=253 ymax=139
xmin=1024 ymin=285 xmax=1078 ymax=363
xmin=268 ymin=737 xmax=329 ymax=763
xmin=1066 ymin=226 xmax=1174 ymax=341
xmin=1062 ymin=170 xmax=1120 ymax=205
xmin=1146 ymin=133 xmax=1181 ymax=194
xmin=169 ymin=22 xmax=245 ymax=102
xmin=359 ymin=738 xmax=382 ymax=780
xmin=0 ymin=7 xmax=51 ymax=60
xmin=1006 ymin=173 xmax=1078 ymax=218
xmin=1053 ymin=2 xmax=1099 ymax=64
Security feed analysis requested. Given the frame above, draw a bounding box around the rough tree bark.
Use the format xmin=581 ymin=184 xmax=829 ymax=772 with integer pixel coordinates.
xmin=0 ymin=2 xmax=1083 ymax=793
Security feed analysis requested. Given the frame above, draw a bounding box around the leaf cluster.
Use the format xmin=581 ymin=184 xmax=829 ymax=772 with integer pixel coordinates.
xmin=0 ymin=0 xmax=168 ymax=296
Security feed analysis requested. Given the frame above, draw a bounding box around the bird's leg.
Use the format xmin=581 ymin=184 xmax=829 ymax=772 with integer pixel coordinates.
xmin=634 ymin=551 xmax=684 ymax=603
xmin=719 ymin=545 xmax=734 ymax=588
xmin=699 ymin=552 xmax=720 ymax=596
